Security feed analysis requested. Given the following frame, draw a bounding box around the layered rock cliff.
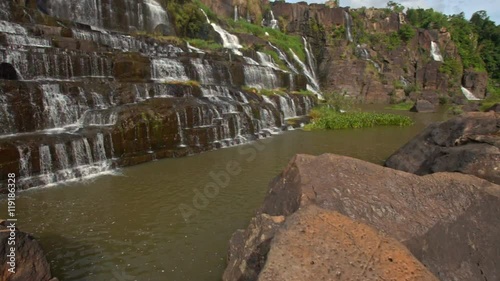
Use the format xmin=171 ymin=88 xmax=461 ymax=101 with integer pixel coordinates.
xmin=0 ymin=0 xmax=317 ymax=191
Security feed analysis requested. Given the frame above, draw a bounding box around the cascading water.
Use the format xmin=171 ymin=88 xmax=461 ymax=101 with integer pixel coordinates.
xmin=143 ymin=0 xmax=169 ymax=31
xmin=257 ymin=52 xmax=281 ymax=70
xmin=151 ymin=58 xmax=190 ymax=82
xmin=45 ymin=0 xmax=169 ymax=33
xmin=303 ymin=37 xmax=318 ymax=82
xmin=290 ymin=49 xmax=323 ymax=99
xmin=344 ymin=10 xmax=354 ymax=42
xmin=0 ymin=7 xmax=318 ymax=191
xmin=356 ymin=44 xmax=381 ymax=72
xmin=269 ymin=43 xmax=299 ymax=74
xmin=187 ymin=42 xmax=205 ymax=54
xmin=200 ymin=8 xmax=243 ymax=55
xmin=191 ymin=58 xmax=216 ymax=84
xmin=269 ymin=10 xmax=279 ymax=30
xmin=243 ymin=65 xmax=278 ymax=90
xmin=460 ymin=86 xmax=480 ymax=101
xmin=41 ymin=84 xmax=80 ymax=128
xmin=234 ymin=5 xmax=238 ymax=21
xmin=431 ymin=41 xmax=444 ymax=62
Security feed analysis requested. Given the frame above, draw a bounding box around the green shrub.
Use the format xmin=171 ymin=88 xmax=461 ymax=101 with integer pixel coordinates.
xmin=398 ymin=24 xmax=415 ymax=42
xmin=304 ymin=107 xmax=414 ymax=130
xmin=385 ymin=102 xmax=414 ymax=110
xmin=186 ymin=38 xmax=222 ymax=50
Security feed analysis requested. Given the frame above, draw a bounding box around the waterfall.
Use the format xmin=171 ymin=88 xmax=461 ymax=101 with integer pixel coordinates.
xmin=80 ymin=109 xmax=118 ymax=126
xmin=4 ymin=34 xmax=51 ymax=47
xmin=269 ymin=10 xmax=278 ymax=30
xmin=269 ymin=43 xmax=298 ymax=74
xmin=343 ymin=11 xmax=354 ymax=42
xmin=151 ymin=58 xmax=190 ymax=82
xmin=41 ymin=84 xmax=80 ymax=128
xmin=243 ymin=65 xmax=278 ymax=90
xmin=200 ymin=8 xmax=242 ymax=55
xmin=0 ymin=95 xmax=15 ymax=135
xmin=257 ymin=52 xmax=281 ymax=70
xmin=243 ymin=56 xmax=260 ymax=65
xmin=290 ymin=49 xmax=322 ymax=98
xmin=17 ymin=146 xmax=32 ymax=178
xmin=187 ymin=42 xmax=205 ymax=54
xmin=0 ymin=20 xmax=27 ymax=34
xmin=234 ymin=6 xmax=238 ymax=21
xmin=460 ymin=86 xmax=480 ymax=101
xmin=191 ymin=58 xmax=216 ymax=85
xmin=176 ymin=112 xmax=187 ymax=147
xmin=303 ymin=37 xmax=318 ymax=82
xmin=431 ymin=41 xmax=443 ymax=62
xmin=210 ymin=23 xmax=243 ymax=55
xmin=44 ymin=0 xmax=169 ymax=33
xmin=356 ymin=45 xmax=381 ymax=72
xmin=143 ymin=0 xmax=169 ymax=31
xmin=278 ymin=95 xmax=297 ymax=119
xmin=39 ymin=145 xmax=54 ymax=183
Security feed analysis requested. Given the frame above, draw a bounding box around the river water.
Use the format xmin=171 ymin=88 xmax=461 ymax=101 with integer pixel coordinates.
xmin=1 ymin=106 xmax=448 ymax=281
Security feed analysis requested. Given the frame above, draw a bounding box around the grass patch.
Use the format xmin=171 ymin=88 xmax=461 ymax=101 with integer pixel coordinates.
xmin=480 ymin=84 xmax=500 ymax=111
xmin=305 ymin=107 xmax=414 ymax=130
xmin=292 ymin=89 xmax=315 ymax=96
xmin=167 ymin=80 xmax=201 ymax=88
xmin=227 ymin=19 xmax=306 ymax=62
xmin=385 ymin=102 xmax=414 ymax=110
xmin=186 ymin=38 xmax=222 ymax=50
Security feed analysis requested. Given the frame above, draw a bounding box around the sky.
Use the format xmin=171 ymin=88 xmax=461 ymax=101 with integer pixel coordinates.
xmin=284 ymin=0 xmax=500 ymax=24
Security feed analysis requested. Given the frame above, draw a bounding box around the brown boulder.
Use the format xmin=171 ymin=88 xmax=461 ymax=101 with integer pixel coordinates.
xmin=224 ymin=153 xmax=500 ymax=281
xmin=257 ymin=205 xmax=439 ymax=281
xmin=386 ymin=112 xmax=500 ymax=184
xmin=0 ymin=221 xmax=56 ymax=281
xmin=410 ymin=99 xmax=436 ymax=112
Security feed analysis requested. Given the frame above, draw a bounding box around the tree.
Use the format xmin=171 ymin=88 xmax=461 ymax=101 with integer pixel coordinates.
xmin=398 ymin=24 xmax=415 ymax=42
xmin=387 ymin=1 xmax=404 ymax=13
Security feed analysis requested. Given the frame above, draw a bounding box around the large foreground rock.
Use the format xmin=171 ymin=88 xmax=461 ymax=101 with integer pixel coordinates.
xmin=223 ymin=154 xmax=500 ymax=281
xmin=386 ymin=112 xmax=500 ymax=184
xmin=257 ymin=205 xmax=439 ymax=281
xmin=0 ymin=221 xmax=56 ymax=281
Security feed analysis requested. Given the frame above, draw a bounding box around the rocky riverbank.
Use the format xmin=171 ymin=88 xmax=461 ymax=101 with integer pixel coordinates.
xmin=386 ymin=111 xmax=500 ymax=184
xmin=223 ymin=113 xmax=500 ymax=281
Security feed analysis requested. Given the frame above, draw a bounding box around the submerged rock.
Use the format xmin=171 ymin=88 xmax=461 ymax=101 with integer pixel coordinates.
xmin=410 ymin=99 xmax=436 ymax=112
xmin=0 ymin=221 xmax=57 ymax=281
xmin=386 ymin=112 xmax=500 ymax=184
xmin=223 ymin=153 xmax=500 ymax=281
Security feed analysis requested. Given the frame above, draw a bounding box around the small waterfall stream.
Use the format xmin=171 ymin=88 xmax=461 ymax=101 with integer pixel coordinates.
xmin=460 ymin=86 xmax=480 ymax=101
xmin=431 ymin=41 xmax=444 ymax=62
xmin=270 ymin=10 xmax=279 ymax=30
xmin=344 ymin=11 xmax=354 ymax=42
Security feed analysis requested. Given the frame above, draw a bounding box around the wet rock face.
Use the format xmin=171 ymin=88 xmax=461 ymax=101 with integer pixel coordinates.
xmin=386 ymin=112 xmax=500 ymax=184
xmin=43 ymin=0 xmax=172 ymax=34
xmin=223 ymin=153 xmax=500 ymax=281
xmin=0 ymin=63 xmax=18 ymax=80
xmin=0 ymin=221 xmax=56 ymax=281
